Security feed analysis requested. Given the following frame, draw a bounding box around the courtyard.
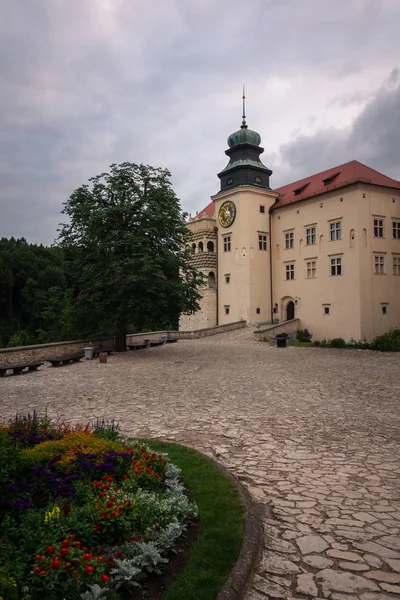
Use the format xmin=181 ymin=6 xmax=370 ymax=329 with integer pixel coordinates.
xmin=1 ymin=327 xmax=400 ymax=599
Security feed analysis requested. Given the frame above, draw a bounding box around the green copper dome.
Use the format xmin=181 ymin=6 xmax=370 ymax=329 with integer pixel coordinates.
xmin=228 ymin=126 xmax=261 ymax=148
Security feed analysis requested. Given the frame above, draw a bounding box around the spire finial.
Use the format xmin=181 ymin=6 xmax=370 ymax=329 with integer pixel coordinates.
xmin=241 ymin=84 xmax=248 ymax=129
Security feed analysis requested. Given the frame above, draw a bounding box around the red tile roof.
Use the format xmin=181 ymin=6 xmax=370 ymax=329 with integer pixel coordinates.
xmin=192 ymin=161 xmax=400 ymax=219
xmin=273 ymin=160 xmax=400 ymax=209
xmin=190 ymin=201 xmax=215 ymax=221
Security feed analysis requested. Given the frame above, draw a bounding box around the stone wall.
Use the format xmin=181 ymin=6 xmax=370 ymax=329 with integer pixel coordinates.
xmin=253 ymin=319 xmax=300 ymax=342
xmin=178 ymin=320 xmax=246 ymax=339
xmin=0 ymin=322 xmax=246 ymax=365
xmin=0 ymin=337 xmax=114 ymax=366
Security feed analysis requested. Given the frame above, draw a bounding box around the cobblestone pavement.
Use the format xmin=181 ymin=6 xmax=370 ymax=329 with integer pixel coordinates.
xmin=2 ymin=327 xmax=400 ymax=599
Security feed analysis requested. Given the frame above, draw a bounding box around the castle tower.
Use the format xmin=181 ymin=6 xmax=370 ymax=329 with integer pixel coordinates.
xmin=212 ymin=95 xmax=278 ymax=325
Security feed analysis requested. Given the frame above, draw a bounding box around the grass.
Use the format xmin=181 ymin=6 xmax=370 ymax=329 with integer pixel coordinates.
xmin=139 ymin=440 xmax=245 ymax=600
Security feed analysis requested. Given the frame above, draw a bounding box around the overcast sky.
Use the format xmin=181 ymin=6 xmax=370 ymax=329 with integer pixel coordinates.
xmin=1 ymin=0 xmax=399 ymax=245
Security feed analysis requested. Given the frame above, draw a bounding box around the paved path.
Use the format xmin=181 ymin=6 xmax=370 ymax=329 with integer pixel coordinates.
xmin=2 ymin=328 xmax=400 ymax=599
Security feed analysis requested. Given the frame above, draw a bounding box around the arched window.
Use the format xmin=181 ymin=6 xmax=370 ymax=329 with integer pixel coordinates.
xmin=198 ymin=241 xmax=204 ymax=252
xmin=319 ymin=235 xmax=324 ymax=253
xmin=191 ymin=243 xmax=196 ymax=253
xmin=208 ymin=272 xmax=216 ymax=287
xmin=207 ymin=241 xmax=214 ymax=253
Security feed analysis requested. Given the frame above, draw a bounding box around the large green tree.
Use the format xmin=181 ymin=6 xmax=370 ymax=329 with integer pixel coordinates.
xmin=57 ymin=162 xmax=203 ymax=351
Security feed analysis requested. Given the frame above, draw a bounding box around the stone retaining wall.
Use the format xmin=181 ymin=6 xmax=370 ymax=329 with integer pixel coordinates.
xmin=0 ymin=337 xmax=114 ymax=366
xmin=177 ymin=320 xmax=246 ymax=339
xmin=253 ymin=319 xmax=300 ymax=341
xmin=0 ymin=322 xmax=246 ymax=365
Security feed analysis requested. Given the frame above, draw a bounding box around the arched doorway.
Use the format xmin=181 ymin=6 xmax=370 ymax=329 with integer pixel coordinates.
xmin=286 ymin=300 xmax=295 ymax=321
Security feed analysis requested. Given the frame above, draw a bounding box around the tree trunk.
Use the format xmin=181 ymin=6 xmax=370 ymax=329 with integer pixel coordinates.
xmin=115 ymin=330 xmax=127 ymax=352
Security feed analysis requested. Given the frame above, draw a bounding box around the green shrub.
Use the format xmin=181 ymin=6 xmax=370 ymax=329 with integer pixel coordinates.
xmin=330 ymin=338 xmax=346 ymax=348
xmin=371 ymin=328 xmax=400 ymax=351
xmin=296 ymin=329 xmax=312 ymax=342
xmin=313 ymin=340 xmax=321 ymax=346
xmin=6 ymin=330 xmax=31 ymax=348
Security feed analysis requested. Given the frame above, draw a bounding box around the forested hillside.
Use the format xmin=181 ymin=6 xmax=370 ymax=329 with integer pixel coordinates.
xmin=0 ymin=237 xmax=75 ymax=347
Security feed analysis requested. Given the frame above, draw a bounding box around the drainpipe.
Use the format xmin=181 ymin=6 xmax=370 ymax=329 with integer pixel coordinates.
xmin=214 ymin=226 xmax=219 ymax=325
xmin=269 ymin=207 xmax=274 ymax=324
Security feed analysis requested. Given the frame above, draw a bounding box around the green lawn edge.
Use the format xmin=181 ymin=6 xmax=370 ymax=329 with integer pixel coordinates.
xmin=138 ymin=439 xmax=245 ymax=600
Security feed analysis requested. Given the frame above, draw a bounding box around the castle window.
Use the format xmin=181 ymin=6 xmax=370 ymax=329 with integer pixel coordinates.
xmin=208 ymin=272 xmax=216 ymax=287
xmin=323 ymin=172 xmax=340 ymax=186
xmin=393 ymin=256 xmax=400 ymax=275
xmin=294 ymin=183 xmax=309 ymax=196
xmin=225 ymin=274 xmax=230 ymax=284
xmin=323 ymin=305 xmax=330 ymax=315
xmin=260 ymin=205 xmax=265 ymax=213
xmin=255 ymin=176 xmax=262 ymax=184
xmin=223 ymin=236 xmax=231 ymax=252
xmin=256 ymin=308 xmax=260 ymax=314
xmin=191 ymin=243 xmax=196 ymax=252
xmin=330 ymin=257 xmax=342 ymax=276
xmin=285 ymin=263 xmax=295 ymax=280
xmin=227 ymin=178 xmax=234 ymax=186
xmin=306 ymin=227 xmax=316 ymax=245
xmin=198 ymin=241 xmax=204 ymax=252
xmin=374 ymin=254 xmax=385 ymax=274
xmin=381 ymin=303 xmax=388 ymax=315
xmin=258 ymin=234 xmax=267 ymax=251
xmin=306 ymin=260 xmax=317 ymax=279
xmin=393 ymin=220 xmax=400 ymax=239
xmin=285 ymin=231 xmax=294 ymax=249
xmin=207 ymin=241 xmax=214 ymax=252
xmin=224 ymin=305 xmax=230 ymax=315
xmin=373 ymin=218 xmax=384 ymax=238
xmin=330 ymin=221 xmax=342 ymax=241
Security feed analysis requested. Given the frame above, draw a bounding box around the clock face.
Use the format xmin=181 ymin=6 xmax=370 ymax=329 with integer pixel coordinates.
xmin=218 ymin=200 xmax=236 ymax=228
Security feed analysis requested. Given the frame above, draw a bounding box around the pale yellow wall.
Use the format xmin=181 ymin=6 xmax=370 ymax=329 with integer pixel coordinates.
xmin=271 ymin=184 xmax=400 ymax=341
xmin=357 ymin=185 xmax=400 ymax=339
xmin=212 ymin=186 xmax=278 ymax=326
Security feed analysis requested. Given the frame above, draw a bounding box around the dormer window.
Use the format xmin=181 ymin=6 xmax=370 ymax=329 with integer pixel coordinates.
xmin=323 ymin=172 xmax=340 ymax=186
xmin=294 ymin=183 xmax=309 ymax=196
xmin=227 ymin=178 xmax=234 ymax=186
xmin=255 ymin=176 xmax=262 ymax=184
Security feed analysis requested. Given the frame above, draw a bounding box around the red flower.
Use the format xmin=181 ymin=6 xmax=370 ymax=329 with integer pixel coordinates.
xmin=114 ymin=487 xmax=119 ymax=492
xmin=95 ymin=481 xmax=102 ymax=487
xmin=33 ymin=566 xmax=41 ymax=573
xmin=106 ymin=500 xmax=113 ymax=507
xmin=65 ymin=562 xmax=72 ymax=570
xmin=116 ymin=551 xmax=125 ymax=558
xmin=61 ymin=540 xmax=71 ymax=548
xmin=103 ymin=484 xmax=110 ymax=491
xmin=52 ymin=559 xmax=61 ymax=569
xmin=39 ymin=570 xmax=47 ymax=578
xmin=74 ymin=541 xmax=82 ymax=548
xmin=34 ymin=554 xmax=43 ymax=561
xmin=60 ymin=548 xmax=69 ymax=558
xmin=85 ymin=566 xmax=94 ymax=575
xmin=45 ymin=545 xmax=55 ymax=554
xmin=100 ymin=574 xmax=109 ymax=583
xmin=97 ymin=556 xmax=105 ymax=562
xmin=110 ymin=510 xmax=115 ymax=517
xmin=94 ymin=524 xmax=101 ymax=532
xmin=83 ymin=553 xmax=94 ymax=561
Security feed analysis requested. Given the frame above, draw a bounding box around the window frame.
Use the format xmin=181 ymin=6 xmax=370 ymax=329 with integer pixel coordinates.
xmin=306 ymin=226 xmax=316 ymax=245
xmin=223 ymin=235 xmax=231 ymax=252
xmin=285 ymin=231 xmax=294 ymax=249
xmin=373 ymin=218 xmax=384 ymax=238
xmin=258 ymin=233 xmax=268 ymax=251
xmin=306 ymin=260 xmax=317 ymax=279
xmin=374 ymin=254 xmax=385 ymax=275
xmin=330 ymin=221 xmax=342 ymax=241
xmin=393 ymin=220 xmax=400 ymax=239
xmin=285 ymin=263 xmax=295 ymax=280
xmin=393 ymin=256 xmax=400 ymax=275
xmin=330 ymin=256 xmax=342 ymax=276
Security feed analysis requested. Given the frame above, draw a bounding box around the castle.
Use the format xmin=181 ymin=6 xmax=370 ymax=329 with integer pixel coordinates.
xmin=179 ymin=107 xmax=400 ymax=342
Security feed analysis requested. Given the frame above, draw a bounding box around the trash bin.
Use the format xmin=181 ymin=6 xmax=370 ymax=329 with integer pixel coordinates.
xmin=276 ymin=334 xmax=289 ymax=348
xmin=161 ymin=335 xmax=167 ymax=344
xmin=84 ymin=346 xmax=94 ymax=360
xmin=99 ymin=352 xmax=107 ymax=363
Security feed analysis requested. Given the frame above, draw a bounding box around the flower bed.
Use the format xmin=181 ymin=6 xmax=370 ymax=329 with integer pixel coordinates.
xmin=0 ymin=413 xmax=197 ymax=600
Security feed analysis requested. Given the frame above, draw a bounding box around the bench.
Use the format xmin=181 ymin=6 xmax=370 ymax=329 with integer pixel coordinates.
xmin=150 ymin=336 xmax=167 ymax=347
xmin=127 ymin=339 xmax=150 ymax=351
xmin=47 ymin=354 xmax=83 ymax=367
xmin=0 ymin=362 xmax=44 ymax=377
xmin=92 ymin=347 xmax=114 ymax=357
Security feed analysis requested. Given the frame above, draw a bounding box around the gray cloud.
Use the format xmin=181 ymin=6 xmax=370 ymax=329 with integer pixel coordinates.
xmin=0 ymin=0 xmax=399 ymax=243
xmin=274 ymin=69 xmax=400 ymax=186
